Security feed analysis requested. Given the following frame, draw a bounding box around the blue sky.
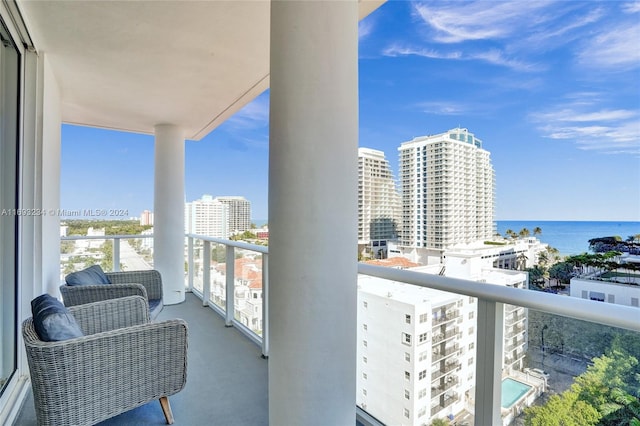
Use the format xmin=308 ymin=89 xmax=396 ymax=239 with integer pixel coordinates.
xmin=62 ymin=1 xmax=640 ymax=222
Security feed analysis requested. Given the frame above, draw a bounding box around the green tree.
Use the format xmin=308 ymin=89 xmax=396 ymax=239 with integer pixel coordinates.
xmin=60 ymin=240 xmax=75 ymax=254
xmin=533 ymin=226 xmax=542 ymax=236
xmin=519 ymin=228 xmax=531 ymax=238
xmin=525 ymin=390 xmax=600 ymax=426
xmin=429 ymin=419 xmax=450 ymax=426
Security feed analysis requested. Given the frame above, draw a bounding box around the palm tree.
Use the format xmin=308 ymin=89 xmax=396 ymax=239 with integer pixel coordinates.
xmin=533 ymin=226 xmax=542 ymax=236
xmin=505 ymin=229 xmax=516 ymax=240
xmin=538 ymin=251 xmax=549 ymax=267
xmin=517 ymin=253 xmax=528 ymax=270
xmin=519 ymin=228 xmax=530 ymax=239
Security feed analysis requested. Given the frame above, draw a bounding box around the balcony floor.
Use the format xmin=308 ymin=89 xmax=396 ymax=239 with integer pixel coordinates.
xmin=15 ymin=293 xmax=269 ymax=426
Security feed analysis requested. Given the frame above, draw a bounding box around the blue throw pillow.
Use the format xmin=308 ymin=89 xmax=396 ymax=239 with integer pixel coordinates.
xmin=31 ymin=294 xmax=84 ymax=341
xmin=65 ymin=264 xmax=111 ymax=286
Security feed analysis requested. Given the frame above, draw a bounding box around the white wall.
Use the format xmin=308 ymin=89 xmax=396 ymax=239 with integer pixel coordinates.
xmin=570 ymin=277 xmax=640 ymax=308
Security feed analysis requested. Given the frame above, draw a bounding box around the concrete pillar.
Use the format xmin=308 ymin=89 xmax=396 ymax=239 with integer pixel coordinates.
xmin=269 ymin=1 xmax=359 ymax=425
xmin=153 ymin=124 xmax=185 ymax=305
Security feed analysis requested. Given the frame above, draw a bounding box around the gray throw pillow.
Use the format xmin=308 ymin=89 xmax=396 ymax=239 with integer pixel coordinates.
xmin=65 ymin=264 xmax=111 ymax=286
xmin=31 ymin=294 xmax=84 ymax=341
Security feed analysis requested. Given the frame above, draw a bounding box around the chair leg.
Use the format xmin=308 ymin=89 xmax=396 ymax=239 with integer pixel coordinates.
xmin=159 ymin=396 xmax=174 ymax=425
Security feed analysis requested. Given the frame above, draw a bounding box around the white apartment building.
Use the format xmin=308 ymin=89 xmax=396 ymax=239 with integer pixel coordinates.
xmin=215 ymin=196 xmax=251 ymax=233
xmin=185 ymin=195 xmax=229 ymax=238
xmin=358 ymin=147 xmax=401 ymax=258
xmin=357 ymin=252 xmax=531 ymax=426
xmin=570 ymin=256 xmax=640 ymax=308
xmin=397 ymin=128 xmax=495 ymax=265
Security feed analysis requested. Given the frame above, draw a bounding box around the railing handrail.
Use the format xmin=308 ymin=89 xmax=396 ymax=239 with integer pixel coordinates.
xmin=357 ymin=263 xmax=640 ymax=333
xmin=61 ymin=234 xmax=152 ymax=240
xmin=187 ymin=233 xmax=269 ymax=254
xmin=61 ymin=233 xmax=639 ymax=333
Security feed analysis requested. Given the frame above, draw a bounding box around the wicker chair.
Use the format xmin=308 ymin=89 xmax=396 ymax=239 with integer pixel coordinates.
xmin=60 ymin=269 xmax=164 ymax=319
xmin=23 ymin=296 xmax=187 ymax=426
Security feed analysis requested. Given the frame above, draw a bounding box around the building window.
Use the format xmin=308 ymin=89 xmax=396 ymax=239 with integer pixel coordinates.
xmin=405 ymin=352 xmax=410 ymax=362
xmin=419 ymin=313 xmax=428 ymax=323
xmin=402 ymin=332 xmax=412 ymax=345
xmin=418 ymin=388 xmax=427 ymax=399
xmin=363 ymin=340 xmax=367 ymax=347
xmin=362 ymin=389 xmax=367 ymax=396
xmin=418 ymin=370 xmax=427 ymax=380
xmin=0 ymin=19 xmax=20 ymax=397
xmin=469 ymin=342 xmax=475 ymax=350
xmin=418 ymin=332 xmax=428 ymax=344
xmin=581 ymin=290 xmax=588 ymax=299
xmin=405 ymin=389 xmax=410 ymax=400
xmin=363 ymin=356 xmax=367 ymax=364
xmin=632 ymin=298 xmax=639 ymax=307
xmin=469 ymin=327 xmax=474 ymax=335
xmin=363 ymin=324 xmax=368 ymax=331
xmin=405 ymin=371 xmax=410 ymax=380
xmin=419 ymin=350 xmax=428 ymax=361
xmin=363 ymin=373 xmax=367 ymax=380
xmin=404 ymin=408 xmax=410 ymax=419
xmin=608 ymin=294 xmax=615 ymax=303
xmin=405 ymin=314 xmax=411 ymax=324
xmin=468 ymin=357 xmax=474 ymax=365
xmin=469 ymin=311 xmax=475 ymax=319
xmin=363 ymin=301 xmax=368 ymax=308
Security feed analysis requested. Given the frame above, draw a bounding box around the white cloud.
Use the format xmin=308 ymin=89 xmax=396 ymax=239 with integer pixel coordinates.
xmin=412 ymin=1 xmax=555 ymax=44
xmin=576 ymin=22 xmax=640 ymax=70
xmin=621 ymin=2 xmax=640 ymax=13
xmin=531 ymin=102 xmax=640 ymax=154
xmin=228 ymin=96 xmax=269 ymax=129
xmin=418 ymin=101 xmax=468 ymax=115
xmin=382 ymin=44 xmax=540 ymax=72
xmin=359 ymin=20 xmax=374 ymax=40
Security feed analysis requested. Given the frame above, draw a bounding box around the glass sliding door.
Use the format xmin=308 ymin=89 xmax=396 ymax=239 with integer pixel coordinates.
xmin=0 ymin=19 xmax=19 ymax=395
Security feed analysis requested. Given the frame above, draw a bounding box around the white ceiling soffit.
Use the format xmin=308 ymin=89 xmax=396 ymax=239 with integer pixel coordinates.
xmin=19 ymin=0 xmax=384 ymax=141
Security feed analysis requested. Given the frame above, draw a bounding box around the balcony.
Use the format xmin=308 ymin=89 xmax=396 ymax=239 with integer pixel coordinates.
xmin=16 ymin=234 xmax=639 ymax=426
xmin=15 ymin=292 xmax=269 ymax=425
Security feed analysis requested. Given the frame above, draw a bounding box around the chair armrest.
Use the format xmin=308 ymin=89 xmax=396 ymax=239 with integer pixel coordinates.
xmin=68 ymin=296 xmax=150 ymax=334
xmin=23 ymin=318 xmax=188 ymax=425
xmin=60 ymin=283 xmax=147 ymax=307
xmin=107 ymin=270 xmax=163 ymax=300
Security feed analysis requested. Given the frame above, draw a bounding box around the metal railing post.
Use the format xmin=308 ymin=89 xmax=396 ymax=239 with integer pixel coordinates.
xmin=187 ymin=236 xmax=194 ymax=292
xmin=203 ymin=241 xmax=211 ymax=307
xmin=113 ymin=238 xmax=120 ymax=272
xmin=225 ymin=245 xmax=235 ymax=327
xmin=261 ymin=253 xmax=269 ymax=358
xmin=474 ymin=298 xmax=504 ymax=426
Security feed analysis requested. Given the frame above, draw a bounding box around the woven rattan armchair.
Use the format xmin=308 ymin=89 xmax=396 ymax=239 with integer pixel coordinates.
xmin=23 ymin=296 xmax=187 ymax=426
xmin=60 ymin=269 xmax=164 ymax=319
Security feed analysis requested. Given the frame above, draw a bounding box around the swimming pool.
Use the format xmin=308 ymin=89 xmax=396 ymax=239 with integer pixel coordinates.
xmin=501 ymin=378 xmax=532 ymax=408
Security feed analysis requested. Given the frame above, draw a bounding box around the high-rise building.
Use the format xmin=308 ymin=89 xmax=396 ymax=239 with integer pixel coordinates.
xmin=185 ymin=195 xmax=229 ymax=238
xmin=358 ymin=148 xmax=401 ymax=259
xmin=357 ymin=250 xmax=538 ymax=426
xmin=396 ymin=128 xmax=495 ymax=264
xmin=140 ymin=210 xmax=154 ymax=226
xmin=215 ymin=196 xmax=252 ymax=234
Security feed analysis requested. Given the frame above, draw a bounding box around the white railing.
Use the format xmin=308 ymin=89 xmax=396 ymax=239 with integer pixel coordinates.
xmin=62 ymin=234 xmax=640 ymax=426
xmin=61 ymin=234 xmax=153 ymax=273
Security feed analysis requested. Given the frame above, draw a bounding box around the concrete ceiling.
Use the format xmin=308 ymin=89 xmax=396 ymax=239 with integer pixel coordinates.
xmin=18 ymin=0 xmax=384 ymax=140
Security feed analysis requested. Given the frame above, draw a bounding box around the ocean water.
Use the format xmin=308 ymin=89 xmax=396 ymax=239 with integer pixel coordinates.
xmin=496 ymin=221 xmax=640 ymax=257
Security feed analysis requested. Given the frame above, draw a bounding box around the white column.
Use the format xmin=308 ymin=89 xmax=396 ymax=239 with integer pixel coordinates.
xmin=269 ymin=1 xmax=359 ymax=425
xmin=153 ymin=124 xmax=185 ymax=305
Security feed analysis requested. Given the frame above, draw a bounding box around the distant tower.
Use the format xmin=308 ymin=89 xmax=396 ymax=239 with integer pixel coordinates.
xmin=397 ymin=128 xmax=495 ymax=264
xmin=185 ymin=195 xmax=229 ymax=238
xmin=140 ymin=210 xmax=154 ymax=226
xmin=215 ymin=196 xmax=251 ymax=234
xmin=358 ymin=148 xmax=401 ymax=259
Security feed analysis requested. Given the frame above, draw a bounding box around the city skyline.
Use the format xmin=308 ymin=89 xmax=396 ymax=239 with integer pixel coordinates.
xmin=61 ymin=1 xmax=640 ymax=222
